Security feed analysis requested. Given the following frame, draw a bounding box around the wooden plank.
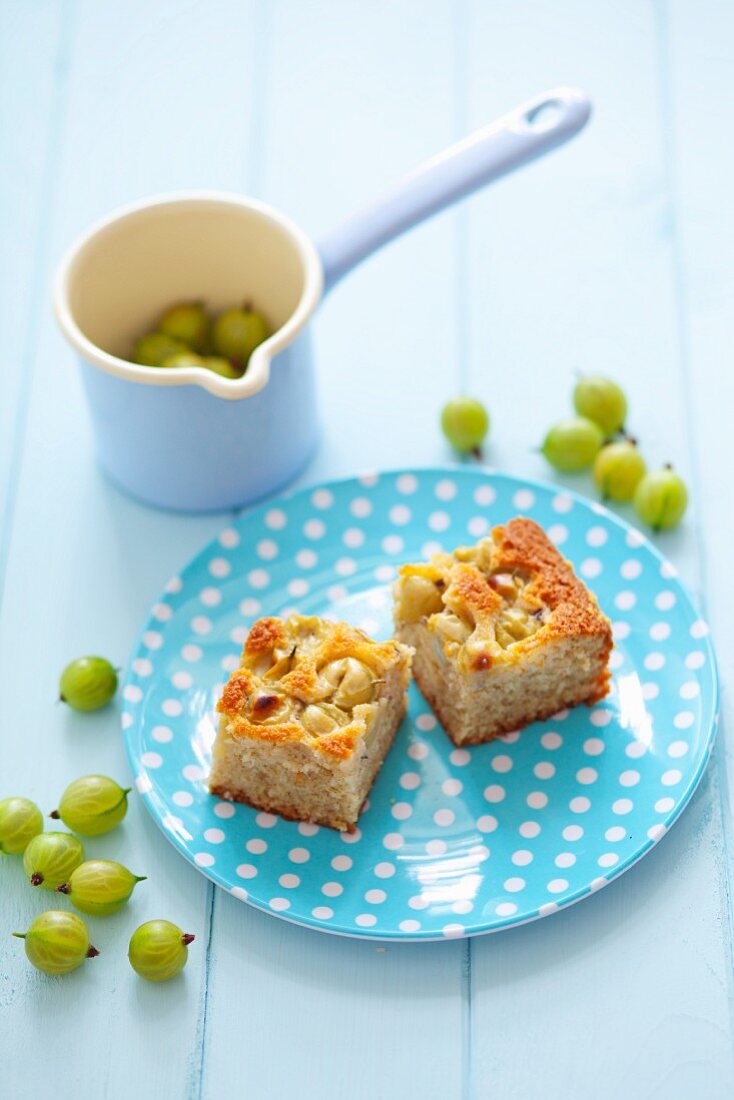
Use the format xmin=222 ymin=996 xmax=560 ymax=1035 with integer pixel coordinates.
xmin=461 ymin=1 xmax=734 ymax=1094
xmin=0 ymin=3 xmax=257 ymax=1098
xmin=201 ymin=3 xmax=466 ymax=1098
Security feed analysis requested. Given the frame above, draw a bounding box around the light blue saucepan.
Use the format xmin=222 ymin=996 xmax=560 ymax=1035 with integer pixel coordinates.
xmin=54 ymin=88 xmax=590 ymax=512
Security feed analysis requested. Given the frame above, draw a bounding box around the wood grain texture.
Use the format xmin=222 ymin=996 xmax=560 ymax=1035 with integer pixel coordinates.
xmin=0 ymin=2 xmax=732 ymax=1098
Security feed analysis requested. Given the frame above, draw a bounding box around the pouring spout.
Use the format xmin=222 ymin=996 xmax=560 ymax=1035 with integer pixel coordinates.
xmin=317 ymin=86 xmax=591 ymax=293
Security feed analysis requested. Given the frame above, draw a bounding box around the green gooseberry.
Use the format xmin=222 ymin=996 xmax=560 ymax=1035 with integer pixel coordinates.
xmin=23 ymin=832 xmax=85 ymax=889
xmin=440 ymin=397 xmax=490 ymax=455
xmin=212 ymin=304 xmax=269 ymax=363
xmin=160 ymin=352 xmax=206 ymax=369
xmin=128 ymin=920 xmax=195 ymax=982
xmin=541 ymin=417 xmax=604 ymax=472
xmin=59 ymin=656 xmax=118 ymax=712
xmin=634 ymin=466 xmax=689 ymax=531
xmin=0 ymin=797 xmax=44 ymax=855
xmin=204 ymin=356 xmax=244 ymax=379
xmin=133 ymin=332 xmax=188 ymax=367
xmin=51 ymin=775 xmax=130 ymax=837
xmin=158 ymin=301 xmax=209 ymax=351
xmin=13 ymin=910 xmax=98 ymax=975
xmin=56 ymin=859 xmax=146 ymax=916
xmin=573 ymin=375 xmax=628 ymax=435
xmin=593 ymin=440 xmax=646 ymax=501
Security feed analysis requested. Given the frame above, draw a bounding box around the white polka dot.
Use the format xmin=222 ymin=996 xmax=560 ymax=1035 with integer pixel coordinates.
xmin=477 ymin=815 xmax=498 ymax=833
xmin=680 ymin=681 xmax=700 ymax=700
xmin=341 ymin=828 xmax=362 ymax=844
xmin=624 ymin=741 xmax=647 ymax=760
xmin=236 ymin=864 xmax=258 ymax=879
xmin=350 ymin=496 xmax=373 ymax=518
xmin=124 ymin=684 xmax=143 ymax=703
xmin=609 ymin=651 xmax=624 ymax=671
xmin=389 ymin=504 xmax=412 ymax=525
xmin=172 ymin=790 xmax=193 ymax=807
xmin=598 ymin=852 xmax=619 ymax=868
xmin=288 ymin=578 xmax=310 ymax=597
xmin=143 ymin=631 xmax=163 ymax=650
xmin=200 ymin=587 xmax=222 ymax=608
xmin=152 ymin=602 xmax=173 ymax=622
xmin=581 ymin=558 xmax=602 ymax=579
xmin=674 ymin=710 xmax=695 ymax=730
xmin=555 ymin=852 xmax=576 ymax=868
xmin=322 ymin=881 xmax=343 ymax=898
xmin=685 ymin=651 xmax=706 ymax=670
xmin=442 ymin=778 xmax=463 ymax=796
xmin=434 ymin=808 xmax=455 ymax=827
xmin=570 ymin=797 xmax=590 ymax=814
xmin=615 ymin=591 xmax=636 ymax=611
xmin=182 ymin=644 xmax=203 ymax=662
xmin=452 ymin=900 xmax=473 ymax=915
xmin=541 ymin=732 xmax=563 ymax=750
xmin=539 ymin=902 xmax=560 ymax=918
xmin=648 ymin=824 xmax=667 ymax=842
xmin=395 ymin=473 xmax=418 ymax=495
xmin=690 ymin=619 xmax=709 ymax=639
xmin=513 ymin=489 xmax=535 ymax=510
xmin=442 ymin=923 xmax=465 ymax=938
xmin=576 ymin=767 xmax=598 ymax=785
xmin=230 ymin=626 xmax=247 ymax=646
xmin=141 ymin=751 xmax=162 ymax=769
xmin=265 ymin=508 xmax=287 ymax=530
xmin=311 ymin=488 xmax=333 ymax=510
xmin=519 ymin=821 xmax=541 ymax=838
xmin=534 ymin=762 xmax=555 ymax=780
xmin=428 ymin=511 xmax=451 ymax=532
xmin=286 ymin=847 xmax=309 ymax=864
xmin=649 ymin=622 xmax=671 ymax=642
xmin=354 ymin=913 xmax=377 ymax=928
xmin=381 ymin=535 xmax=404 ymax=557
xmin=270 ymin=897 xmax=290 ymax=912
xmin=450 ymin=749 xmax=471 ymax=766
xmin=495 ymin=902 xmax=518 ymax=917
xmin=591 ymin=877 xmax=608 ymax=891
xmin=162 ymin=698 xmax=182 ymax=717
xmin=613 ymin=798 xmax=634 ymax=815
xmin=336 ymin=556 xmax=358 ymax=575
xmin=655 ymin=797 xmax=675 ymax=813
xmin=230 ymin=887 xmax=248 ymax=901
xmin=527 ymin=791 xmax=548 ymax=810
xmin=391 ymin=802 xmax=413 ymax=820
xmin=644 ymin=652 xmax=665 ymax=671
xmin=195 ymin=852 xmax=215 ymax=867
xmin=204 ymin=828 xmax=225 ymax=845
xmin=365 ymin=889 xmax=386 ymax=905
xmin=400 ymin=919 xmax=421 ymax=933
xmin=132 ymin=657 xmax=153 ymax=677
xmin=621 ymin=559 xmax=642 ymax=579
xmin=512 ymin=850 xmax=533 ymax=866
xmin=548 ymin=524 xmax=569 ymax=546
xmin=661 ymin=769 xmax=682 ymax=786
xmin=279 ymin=873 xmax=300 ymax=889
xmin=547 ymin=879 xmax=568 ymax=894
xmin=586 ymin=526 xmax=608 ymax=547
xmin=642 ymin=682 xmax=659 ymax=700
xmin=246 ymin=838 xmax=267 ymax=854
xmin=255 ymin=539 xmax=277 ymax=561
xmin=399 ymin=771 xmax=421 ymax=791
xmin=342 ymin=528 xmax=364 ymax=549
xmin=563 ymin=824 xmax=584 ymax=841
xmin=474 ymin=484 xmax=496 ymax=506
xmin=605 ymin=826 xmax=627 ymax=842
xmin=121 ymin=713 xmax=133 ymax=730
xmin=239 ymin=598 xmax=261 ymax=617
xmin=590 ymin=709 xmax=613 ymax=728
xmin=221 ymin=654 xmax=239 ymax=673
xmin=491 ymin=754 xmax=513 ymax=774
xmin=327 ymin=584 xmax=348 ymax=603
xmin=152 ymin=725 xmax=173 ymax=744
xmin=614 ymin=622 xmax=631 ymax=643
xmin=408 ymin=895 xmax=429 ymax=910
xmin=328 ymin=856 xmax=352 ymax=874
xmin=619 ymin=770 xmax=640 ymax=787
xmin=182 ymin=763 xmax=206 ymax=782
xmin=246 ymin=567 xmax=271 ymax=591
xmin=421 ymin=540 xmax=443 ymax=558
xmin=504 ymin=877 xmax=525 ymax=893
xmin=374 ymin=861 xmax=396 ymax=878
xmin=256 ymin=812 xmax=277 ymax=828
xmin=214 ymin=801 xmax=235 ymax=819
xmin=304 ymin=519 xmax=326 ymax=540
xmin=484 ymin=785 xmax=506 ymax=804
xmin=655 ymin=591 xmax=676 ymax=611
xmin=382 ymin=833 xmax=404 ymax=851
xmin=667 ymin=740 xmax=689 ymax=759
xmin=312 ymin=906 xmax=334 ymax=920
xmin=468 ymin=516 xmax=489 ymax=537
xmin=172 ymin=671 xmax=193 ymax=690
xmin=408 ymin=742 xmax=429 ymax=761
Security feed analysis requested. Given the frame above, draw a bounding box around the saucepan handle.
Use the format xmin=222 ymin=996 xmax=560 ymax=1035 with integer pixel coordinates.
xmin=317 ymin=87 xmax=591 ymax=292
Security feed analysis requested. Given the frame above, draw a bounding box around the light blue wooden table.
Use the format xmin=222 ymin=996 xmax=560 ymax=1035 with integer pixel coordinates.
xmin=1 ymin=3 xmax=732 ymax=1097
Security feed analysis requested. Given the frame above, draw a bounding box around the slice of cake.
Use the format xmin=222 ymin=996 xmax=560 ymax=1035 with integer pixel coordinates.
xmin=393 ymin=517 xmax=612 ymax=746
xmin=209 ymin=614 xmax=412 ymax=831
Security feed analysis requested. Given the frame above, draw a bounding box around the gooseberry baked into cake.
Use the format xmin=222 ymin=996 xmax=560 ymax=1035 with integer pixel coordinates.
xmin=209 ymin=615 xmax=412 ymax=831
xmin=393 ymin=517 xmax=612 ymax=746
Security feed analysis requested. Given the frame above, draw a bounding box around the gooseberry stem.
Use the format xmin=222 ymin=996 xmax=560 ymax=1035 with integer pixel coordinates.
xmin=471 ymin=446 xmax=482 ymax=462
xmin=49 ymin=810 xmax=60 ymax=819
xmin=181 ymin=934 xmax=195 ymax=946
xmin=86 ymin=946 xmax=100 ymax=958
xmin=30 ymin=872 xmax=43 ymax=886
xmin=12 ymin=933 xmax=26 ymax=939
xmin=56 ymin=882 xmax=72 ymax=894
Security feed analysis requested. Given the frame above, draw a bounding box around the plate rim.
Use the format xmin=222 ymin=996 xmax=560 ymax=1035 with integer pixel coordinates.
xmin=122 ymin=465 xmax=720 ymax=942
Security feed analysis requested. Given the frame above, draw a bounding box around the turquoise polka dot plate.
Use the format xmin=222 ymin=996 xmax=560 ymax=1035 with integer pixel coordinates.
xmin=122 ymin=469 xmax=718 ymax=941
